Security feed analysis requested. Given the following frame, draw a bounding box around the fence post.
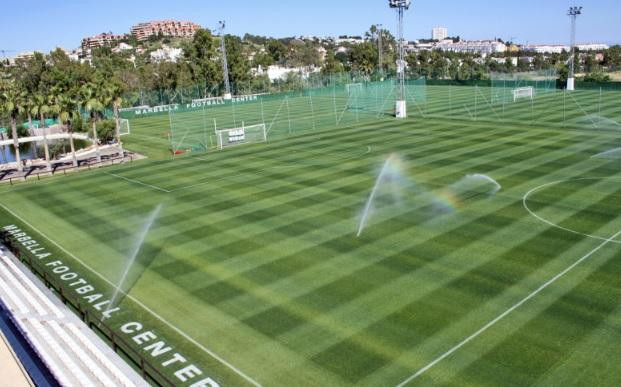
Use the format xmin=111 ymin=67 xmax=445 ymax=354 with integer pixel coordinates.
xmin=285 ymin=96 xmax=292 ymax=134
xmin=260 ymin=97 xmax=266 ymax=129
xmin=333 ymin=84 xmax=338 ymax=126
xmin=309 ymin=91 xmax=316 ymax=130
xmin=448 ymin=84 xmax=452 ymax=118
xmin=563 ymin=89 xmax=566 ymax=127
xmin=474 ymin=85 xmax=478 ymax=121
xmin=231 ymin=98 xmax=237 ymax=128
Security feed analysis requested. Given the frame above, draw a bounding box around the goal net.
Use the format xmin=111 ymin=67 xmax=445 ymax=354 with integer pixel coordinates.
xmin=491 ymin=69 xmax=556 ymax=104
xmin=216 ymin=123 xmax=267 ymax=150
xmin=119 ymin=119 xmax=130 ymax=136
xmin=345 ymin=83 xmax=364 ymax=110
xmin=512 ymin=86 xmax=534 ymax=102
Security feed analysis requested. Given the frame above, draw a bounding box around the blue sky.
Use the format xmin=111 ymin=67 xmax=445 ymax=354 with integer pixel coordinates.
xmin=0 ymin=0 xmax=619 ymax=53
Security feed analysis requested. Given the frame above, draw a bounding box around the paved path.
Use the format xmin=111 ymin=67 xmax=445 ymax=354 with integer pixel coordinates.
xmin=0 ymin=329 xmax=33 ymax=387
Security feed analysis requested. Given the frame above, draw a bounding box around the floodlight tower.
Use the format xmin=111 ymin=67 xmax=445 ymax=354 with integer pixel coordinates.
xmin=388 ymin=0 xmax=411 ymax=118
xmin=567 ymin=6 xmax=582 ymax=91
xmin=218 ymin=21 xmax=232 ymax=100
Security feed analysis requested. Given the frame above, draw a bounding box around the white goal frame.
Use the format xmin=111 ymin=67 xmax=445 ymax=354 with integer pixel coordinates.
xmin=216 ymin=122 xmax=267 ymax=150
xmin=512 ymin=86 xmax=534 ymax=102
xmin=345 ymin=83 xmax=363 ymax=93
xmin=345 ymin=83 xmax=364 ymax=112
xmin=119 ymin=118 xmax=130 ymax=136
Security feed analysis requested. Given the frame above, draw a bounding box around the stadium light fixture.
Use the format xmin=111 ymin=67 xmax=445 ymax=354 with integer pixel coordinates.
xmin=567 ymin=6 xmax=582 ymax=91
xmin=218 ymin=21 xmax=232 ymax=100
xmin=388 ymin=0 xmax=412 ymax=118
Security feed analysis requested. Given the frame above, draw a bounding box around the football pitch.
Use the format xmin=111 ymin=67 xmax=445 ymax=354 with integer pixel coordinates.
xmin=2 ymin=85 xmax=621 ymax=386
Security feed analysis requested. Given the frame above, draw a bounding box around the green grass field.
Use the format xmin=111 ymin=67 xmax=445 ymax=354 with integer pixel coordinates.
xmin=2 ymin=84 xmax=621 ymax=386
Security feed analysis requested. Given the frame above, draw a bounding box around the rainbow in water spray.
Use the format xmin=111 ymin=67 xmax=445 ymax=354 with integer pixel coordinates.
xmin=357 ymin=153 xmax=502 ymax=236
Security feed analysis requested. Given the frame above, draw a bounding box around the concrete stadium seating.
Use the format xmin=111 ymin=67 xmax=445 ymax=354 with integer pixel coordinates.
xmin=0 ymin=250 xmax=146 ymax=386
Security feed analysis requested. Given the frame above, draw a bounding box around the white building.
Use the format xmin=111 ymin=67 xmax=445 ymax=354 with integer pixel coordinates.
xmin=435 ymin=40 xmax=506 ymax=55
xmin=523 ymin=44 xmax=570 ymax=54
xmin=13 ymin=52 xmax=36 ymax=61
xmin=149 ymin=46 xmax=183 ymax=63
xmin=576 ymin=43 xmax=609 ymax=51
xmin=254 ymin=65 xmax=320 ymax=82
xmin=432 ymin=27 xmax=448 ymax=41
xmin=112 ymin=43 xmax=133 ymax=54
xmin=491 ymin=57 xmax=518 ymax=66
xmin=414 ymin=42 xmax=436 ymax=51
xmin=334 ymin=36 xmax=367 ymax=45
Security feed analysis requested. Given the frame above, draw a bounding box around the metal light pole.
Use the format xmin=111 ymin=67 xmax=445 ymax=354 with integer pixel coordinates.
xmin=388 ymin=0 xmax=411 ymax=118
xmin=218 ymin=21 xmax=232 ymax=99
xmin=376 ymin=24 xmax=384 ymax=80
xmin=567 ymin=6 xmax=582 ymax=91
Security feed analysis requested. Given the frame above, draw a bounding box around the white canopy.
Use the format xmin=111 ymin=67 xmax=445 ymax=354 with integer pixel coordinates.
xmin=0 ymin=133 xmax=91 ymax=147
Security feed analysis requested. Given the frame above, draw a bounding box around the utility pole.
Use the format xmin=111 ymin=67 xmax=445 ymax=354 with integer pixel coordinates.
xmin=218 ymin=21 xmax=232 ymax=99
xmin=388 ymin=0 xmax=411 ymax=119
xmin=567 ymin=6 xmax=582 ymax=91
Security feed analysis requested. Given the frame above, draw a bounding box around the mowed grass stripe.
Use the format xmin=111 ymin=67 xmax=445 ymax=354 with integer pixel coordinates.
xmin=142 ymin=133 xmax=612 ymax=364
xmin=5 ymin=85 xmax=621 ymax=385
xmin=143 ymin=127 xmax=592 ymax=298
xmin=209 ymin=144 xmax=620 ymax=374
xmin=384 ymin=222 xmax=621 ymax=387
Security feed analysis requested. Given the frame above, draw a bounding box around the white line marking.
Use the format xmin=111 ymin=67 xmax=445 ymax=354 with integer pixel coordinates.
xmin=104 ymin=172 xmax=172 ymax=193
xmin=592 ymin=147 xmax=621 ymax=159
xmin=396 ymin=227 xmax=621 ymax=386
xmin=523 ymin=177 xmax=621 ymax=244
xmin=0 ymin=203 xmax=262 ymax=387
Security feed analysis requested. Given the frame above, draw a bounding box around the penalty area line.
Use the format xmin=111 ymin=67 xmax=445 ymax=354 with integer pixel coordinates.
xmin=396 ymin=228 xmax=621 ymax=387
xmin=0 ymin=203 xmax=262 ymax=387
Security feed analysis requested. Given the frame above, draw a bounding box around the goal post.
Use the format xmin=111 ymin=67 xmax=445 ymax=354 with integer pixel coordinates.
xmin=512 ymin=86 xmax=534 ymax=102
xmin=216 ymin=122 xmax=267 ymax=150
xmin=119 ymin=118 xmax=130 ymax=136
xmin=345 ymin=83 xmax=363 ymax=93
xmin=345 ymin=83 xmax=364 ymax=111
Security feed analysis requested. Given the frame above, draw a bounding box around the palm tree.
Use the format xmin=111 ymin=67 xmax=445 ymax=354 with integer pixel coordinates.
xmin=81 ymin=83 xmax=103 ymax=163
xmin=0 ymin=80 xmax=27 ymax=172
xmin=104 ymin=80 xmax=125 ymax=158
xmin=31 ymin=92 xmax=52 ymax=171
xmin=31 ymin=92 xmax=51 ymax=130
xmin=53 ymin=88 xmax=79 ymax=167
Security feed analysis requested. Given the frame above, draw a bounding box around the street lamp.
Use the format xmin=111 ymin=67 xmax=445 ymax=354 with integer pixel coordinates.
xmin=388 ymin=0 xmax=412 ymax=118
xmin=567 ymin=6 xmax=582 ymax=91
